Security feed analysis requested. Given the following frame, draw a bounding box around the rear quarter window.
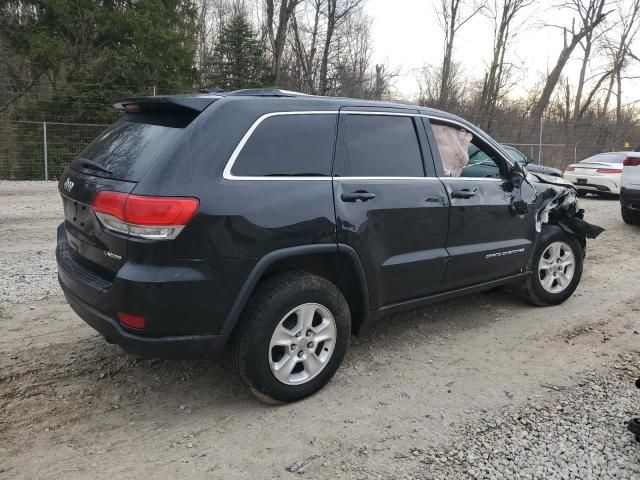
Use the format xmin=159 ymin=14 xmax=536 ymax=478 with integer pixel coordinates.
xmin=230 ymin=113 xmax=337 ymax=177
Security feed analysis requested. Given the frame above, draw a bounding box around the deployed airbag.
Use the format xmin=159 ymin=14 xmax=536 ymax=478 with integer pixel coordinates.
xmin=432 ymin=124 xmax=473 ymax=177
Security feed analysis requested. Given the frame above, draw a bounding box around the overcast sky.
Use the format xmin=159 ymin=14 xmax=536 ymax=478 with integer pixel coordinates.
xmin=367 ymin=0 xmax=640 ymax=103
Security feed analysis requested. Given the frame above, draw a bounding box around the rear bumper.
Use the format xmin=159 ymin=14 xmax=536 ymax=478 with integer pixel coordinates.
xmin=564 ymin=173 xmax=620 ymax=194
xmin=621 ymin=187 xmax=640 ymax=210
xmin=56 ymin=223 xmax=254 ymax=358
xmin=61 ymin=282 xmax=225 ymax=358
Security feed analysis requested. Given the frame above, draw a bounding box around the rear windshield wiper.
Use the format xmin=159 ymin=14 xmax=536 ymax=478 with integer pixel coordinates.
xmin=77 ymin=159 xmax=112 ymax=175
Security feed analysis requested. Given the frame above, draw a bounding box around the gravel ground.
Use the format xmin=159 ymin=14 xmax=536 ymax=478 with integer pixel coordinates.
xmin=0 ymin=181 xmax=60 ymax=309
xmin=1 ymin=181 xmax=640 ymax=480
xmin=417 ymin=355 xmax=640 ymax=480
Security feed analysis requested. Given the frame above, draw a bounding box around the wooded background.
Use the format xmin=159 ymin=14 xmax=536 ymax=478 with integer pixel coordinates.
xmin=1 ymin=0 xmax=639 ymax=179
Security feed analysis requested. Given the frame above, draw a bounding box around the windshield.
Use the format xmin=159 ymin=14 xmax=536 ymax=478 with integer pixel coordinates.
xmin=502 ymin=146 xmax=527 ymax=164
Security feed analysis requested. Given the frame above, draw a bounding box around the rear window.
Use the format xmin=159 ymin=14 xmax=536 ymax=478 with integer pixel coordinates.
xmin=230 ymin=113 xmax=337 ymax=177
xmin=338 ymin=114 xmax=424 ymax=177
xmin=72 ymin=114 xmax=190 ymax=181
xmin=582 ymin=153 xmax=626 ymax=163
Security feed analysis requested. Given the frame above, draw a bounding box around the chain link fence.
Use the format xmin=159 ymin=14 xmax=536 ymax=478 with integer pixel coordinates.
xmin=1 ymin=81 xmax=638 ymax=179
xmin=0 ymin=120 xmax=108 ymax=180
xmin=0 ymin=119 xmax=624 ymax=180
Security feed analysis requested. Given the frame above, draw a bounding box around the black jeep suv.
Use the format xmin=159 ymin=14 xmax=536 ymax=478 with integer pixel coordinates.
xmin=56 ymin=89 xmax=601 ymax=402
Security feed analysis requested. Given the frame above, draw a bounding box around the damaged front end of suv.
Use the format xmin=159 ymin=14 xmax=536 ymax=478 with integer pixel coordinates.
xmin=503 ymin=167 xmax=605 ymax=307
xmin=531 ymin=172 xmax=605 ymax=244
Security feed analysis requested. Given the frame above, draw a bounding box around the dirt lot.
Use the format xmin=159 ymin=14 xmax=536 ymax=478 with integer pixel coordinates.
xmin=1 ymin=181 xmax=640 ymax=479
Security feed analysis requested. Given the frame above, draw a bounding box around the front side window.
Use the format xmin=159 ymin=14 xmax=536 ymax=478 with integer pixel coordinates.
xmin=338 ymin=114 xmax=424 ymax=177
xmin=231 ymin=113 xmax=337 ymax=177
xmin=431 ymin=122 xmax=506 ymax=178
xmin=463 ymin=142 xmax=503 ymax=178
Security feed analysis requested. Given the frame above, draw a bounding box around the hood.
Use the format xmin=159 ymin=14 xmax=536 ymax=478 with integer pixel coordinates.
xmin=526 ymin=164 xmax=564 ymax=177
xmin=529 ymin=172 xmax=575 ymax=189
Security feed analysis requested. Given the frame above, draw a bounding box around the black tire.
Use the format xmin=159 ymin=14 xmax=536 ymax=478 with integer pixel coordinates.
xmin=517 ymin=228 xmax=584 ymax=307
xmin=230 ymin=271 xmax=351 ymax=403
xmin=622 ymin=205 xmax=640 ymax=225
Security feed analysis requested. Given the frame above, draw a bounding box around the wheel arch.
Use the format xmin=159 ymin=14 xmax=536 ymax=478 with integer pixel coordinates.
xmin=220 ymin=244 xmax=370 ymax=340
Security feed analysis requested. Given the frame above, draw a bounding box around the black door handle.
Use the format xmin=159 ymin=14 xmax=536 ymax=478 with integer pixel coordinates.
xmin=341 ymin=190 xmax=376 ymax=202
xmin=451 ymin=187 xmax=478 ymax=199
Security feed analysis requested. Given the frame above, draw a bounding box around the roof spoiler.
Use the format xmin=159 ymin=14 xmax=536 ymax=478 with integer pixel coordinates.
xmin=113 ymin=95 xmax=219 ymax=114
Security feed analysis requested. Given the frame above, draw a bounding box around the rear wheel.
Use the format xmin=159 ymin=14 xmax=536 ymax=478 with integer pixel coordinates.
xmin=622 ymin=205 xmax=640 ymax=225
xmin=230 ymin=272 xmax=351 ymax=403
xmin=518 ymin=229 xmax=584 ymax=306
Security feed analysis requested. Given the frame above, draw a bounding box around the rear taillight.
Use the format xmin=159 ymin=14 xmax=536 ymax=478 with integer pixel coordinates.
xmin=92 ymin=191 xmax=199 ymax=240
xmin=624 ymin=157 xmax=640 ymax=166
xmin=565 ymin=165 xmax=576 ymax=172
xmin=596 ymin=167 xmax=622 ymax=174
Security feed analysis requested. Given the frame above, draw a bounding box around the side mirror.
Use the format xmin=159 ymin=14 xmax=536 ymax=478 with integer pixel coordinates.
xmin=524 ymin=156 xmax=532 ymax=165
xmin=511 ymin=160 xmax=526 ymax=178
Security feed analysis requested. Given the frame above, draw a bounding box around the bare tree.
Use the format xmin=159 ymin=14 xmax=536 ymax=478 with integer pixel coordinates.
xmin=435 ymin=0 xmax=486 ymax=108
xmin=418 ymin=61 xmax=466 ymax=107
xmin=196 ymin=0 xmax=236 ymax=85
xmin=318 ymin=0 xmax=365 ymax=95
xmin=265 ymin=0 xmax=303 ymax=85
xmin=478 ymin=0 xmax=533 ymax=130
xmin=570 ymin=0 xmax=614 ymax=122
xmin=600 ymin=0 xmax=640 ymax=124
xmin=530 ymin=0 xmax=609 ymax=122
xmin=290 ymin=0 xmax=324 ymax=93
xmin=329 ymin=11 xmax=398 ymax=99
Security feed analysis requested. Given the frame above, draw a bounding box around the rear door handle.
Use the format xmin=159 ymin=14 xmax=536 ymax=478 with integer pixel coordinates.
xmin=451 ymin=187 xmax=478 ymax=199
xmin=341 ymin=190 xmax=376 ymax=202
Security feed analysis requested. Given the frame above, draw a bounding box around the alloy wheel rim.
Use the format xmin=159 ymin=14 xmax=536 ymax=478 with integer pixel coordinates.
xmin=538 ymin=241 xmax=576 ymax=294
xmin=268 ymin=303 xmax=337 ymax=385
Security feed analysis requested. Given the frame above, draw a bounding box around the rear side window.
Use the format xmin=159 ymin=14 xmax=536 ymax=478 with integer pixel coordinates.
xmin=73 ymin=114 xmax=191 ymax=182
xmin=338 ymin=115 xmax=424 ymax=177
xmin=230 ymin=113 xmax=337 ymax=177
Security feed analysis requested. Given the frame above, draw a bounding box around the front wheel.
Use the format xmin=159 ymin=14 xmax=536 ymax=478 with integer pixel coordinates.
xmin=230 ymin=272 xmax=351 ymax=403
xmin=518 ymin=228 xmax=584 ymax=306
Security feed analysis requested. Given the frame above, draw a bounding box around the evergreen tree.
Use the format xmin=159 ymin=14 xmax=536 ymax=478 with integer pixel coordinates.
xmin=206 ymin=13 xmax=271 ymax=91
xmin=1 ymin=0 xmax=200 ymax=122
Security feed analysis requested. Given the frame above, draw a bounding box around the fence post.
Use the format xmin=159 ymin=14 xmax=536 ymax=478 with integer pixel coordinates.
xmin=43 ymin=121 xmax=48 ymax=180
xmin=538 ymin=117 xmax=543 ymax=165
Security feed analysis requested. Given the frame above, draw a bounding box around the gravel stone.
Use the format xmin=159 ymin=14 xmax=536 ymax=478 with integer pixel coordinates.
xmin=416 ymin=359 xmax=640 ymax=479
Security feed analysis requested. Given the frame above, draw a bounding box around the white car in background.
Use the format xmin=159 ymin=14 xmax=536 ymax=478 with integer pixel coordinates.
xmin=621 ymin=150 xmax=640 ymax=225
xmin=564 ymin=152 xmax=625 ymax=197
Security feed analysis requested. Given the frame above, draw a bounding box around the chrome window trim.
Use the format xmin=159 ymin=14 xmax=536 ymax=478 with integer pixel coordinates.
xmin=334 ymin=176 xmax=440 ymax=181
xmin=222 ymin=109 xmax=513 ymax=181
xmin=223 ymin=111 xmax=338 ymax=181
